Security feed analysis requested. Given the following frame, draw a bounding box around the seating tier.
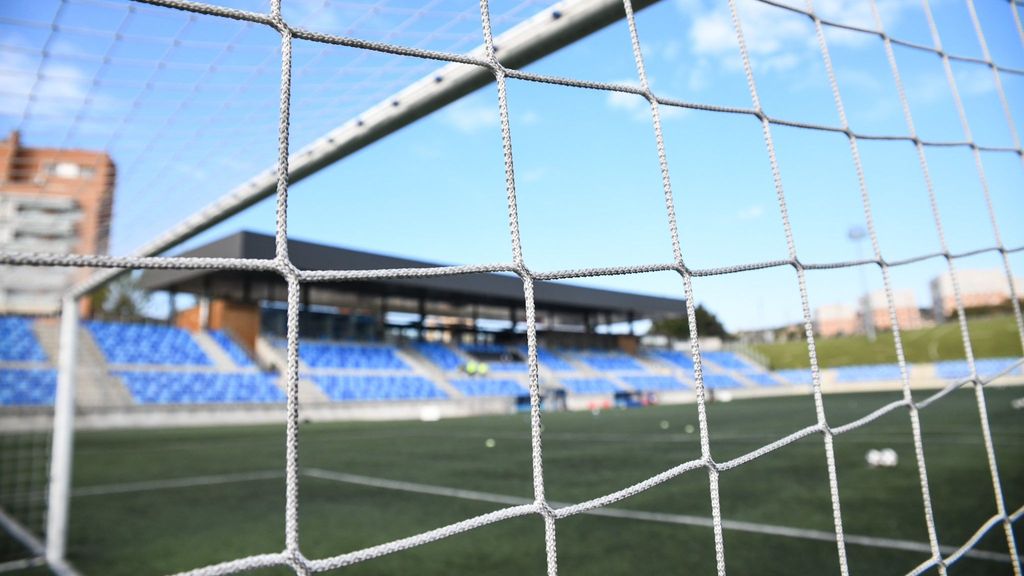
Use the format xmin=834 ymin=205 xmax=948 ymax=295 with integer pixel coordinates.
xmin=0 ymin=317 xmax=47 ymax=362
xmin=210 ymin=330 xmax=255 ymax=367
xmin=116 ymin=372 xmax=284 ymax=404
xmin=87 ymin=321 xmax=210 ymax=366
xmin=312 ymin=375 xmax=447 ymax=402
xmin=0 ymin=369 xmax=56 ymax=405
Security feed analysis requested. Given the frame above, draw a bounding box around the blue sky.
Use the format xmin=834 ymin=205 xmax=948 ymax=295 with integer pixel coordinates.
xmin=2 ymin=0 xmax=1023 ymax=331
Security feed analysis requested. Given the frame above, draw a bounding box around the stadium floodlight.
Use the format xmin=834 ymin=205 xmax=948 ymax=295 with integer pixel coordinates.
xmin=0 ymin=0 xmax=1021 ymax=574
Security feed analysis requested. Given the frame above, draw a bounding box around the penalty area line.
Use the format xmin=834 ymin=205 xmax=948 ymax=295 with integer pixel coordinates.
xmin=71 ymin=470 xmax=284 ymax=498
xmin=303 ymin=467 xmax=1012 ymax=564
xmin=66 ymin=467 xmax=1014 ymax=564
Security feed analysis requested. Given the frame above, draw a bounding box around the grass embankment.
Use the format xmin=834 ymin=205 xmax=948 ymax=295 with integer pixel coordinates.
xmin=754 ymin=315 xmax=1023 ymax=370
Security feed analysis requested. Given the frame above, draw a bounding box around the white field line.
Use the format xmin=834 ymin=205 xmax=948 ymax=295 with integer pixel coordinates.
xmin=66 ymin=467 xmax=1015 ymax=564
xmin=0 ymin=506 xmax=45 ymax=558
xmin=303 ymin=468 xmax=1013 ymax=564
xmin=71 ymin=470 xmax=284 ymax=498
xmin=0 ymin=557 xmax=46 ymax=574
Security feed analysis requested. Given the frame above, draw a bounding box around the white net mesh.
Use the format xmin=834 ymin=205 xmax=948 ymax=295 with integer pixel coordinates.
xmin=0 ymin=0 xmax=1022 ymax=574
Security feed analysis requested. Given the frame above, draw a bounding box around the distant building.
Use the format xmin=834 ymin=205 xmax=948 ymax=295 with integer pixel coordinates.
xmin=0 ymin=131 xmax=115 ymax=314
xmin=860 ymin=289 xmax=923 ymax=332
xmin=930 ymin=269 xmax=1024 ymax=321
xmin=814 ymin=303 xmax=859 ymax=337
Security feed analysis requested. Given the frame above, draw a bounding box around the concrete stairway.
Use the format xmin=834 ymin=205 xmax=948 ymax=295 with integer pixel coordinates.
xmin=33 ymin=319 xmax=133 ymax=408
xmin=395 ymin=347 xmax=464 ymax=399
xmin=254 ymin=337 xmax=329 ymax=404
xmin=191 ymin=331 xmax=239 ymax=370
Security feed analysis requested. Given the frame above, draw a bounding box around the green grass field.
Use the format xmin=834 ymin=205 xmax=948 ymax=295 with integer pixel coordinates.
xmin=754 ymin=315 xmax=1024 ymax=370
xmin=5 ymin=386 xmax=1022 ymax=575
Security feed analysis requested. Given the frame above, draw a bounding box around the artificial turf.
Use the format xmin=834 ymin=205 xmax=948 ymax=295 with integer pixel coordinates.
xmin=4 ymin=386 xmax=1023 ymax=575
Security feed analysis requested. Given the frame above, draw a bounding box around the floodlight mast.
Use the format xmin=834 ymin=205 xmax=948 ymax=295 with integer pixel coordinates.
xmin=70 ymin=0 xmax=661 ymax=299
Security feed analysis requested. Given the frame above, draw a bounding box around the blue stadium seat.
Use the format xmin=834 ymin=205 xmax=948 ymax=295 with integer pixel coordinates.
xmin=649 ymin=350 xmax=694 ymax=371
xmin=87 ymin=321 xmax=211 ymax=366
xmin=209 ymin=330 xmax=255 ymax=367
xmin=488 ymin=361 xmax=528 ymax=372
xmin=561 ymin=378 xmax=619 ymax=394
xmin=702 ymin=352 xmax=758 ymax=371
xmin=450 ymin=378 xmax=525 ymax=397
xmin=115 ymin=372 xmax=284 ymax=404
xmin=0 ymin=369 xmax=57 ymax=406
xmin=834 ymin=364 xmax=903 ymax=382
xmin=934 ymin=358 xmax=1022 ymax=380
xmin=529 ymin=347 xmax=575 ymax=372
xmin=702 ymin=374 xmax=743 ymax=389
xmin=572 ymin=350 xmax=644 ymax=372
xmin=312 ymin=375 xmax=448 ymax=402
xmin=743 ymin=372 xmax=780 ymax=387
xmin=0 ymin=316 xmax=47 ymax=362
xmin=773 ymin=369 xmax=814 ymax=385
xmin=460 ymin=343 xmax=510 ymax=356
xmin=413 ymin=343 xmax=464 ymax=371
xmin=620 ymin=375 xmax=687 ymax=391
xmin=460 ymin=344 xmax=527 ymax=372
xmin=296 ymin=341 xmax=409 ymax=370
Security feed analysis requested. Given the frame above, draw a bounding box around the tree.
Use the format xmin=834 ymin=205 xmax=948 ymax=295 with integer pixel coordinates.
xmin=89 ymin=273 xmax=151 ymax=322
xmin=651 ymin=304 xmax=730 ymax=340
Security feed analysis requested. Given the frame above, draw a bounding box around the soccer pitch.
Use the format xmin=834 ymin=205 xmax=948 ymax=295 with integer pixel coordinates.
xmin=14 ymin=387 xmax=1018 ymax=575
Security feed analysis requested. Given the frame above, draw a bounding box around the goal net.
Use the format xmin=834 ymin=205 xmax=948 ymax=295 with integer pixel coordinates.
xmin=0 ymin=0 xmax=1022 ymax=574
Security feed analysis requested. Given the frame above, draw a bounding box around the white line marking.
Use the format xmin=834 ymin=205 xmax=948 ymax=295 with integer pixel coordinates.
xmin=304 ymin=467 xmax=1013 ymax=564
xmin=65 ymin=467 xmax=1015 ymax=564
xmin=71 ymin=470 xmax=284 ymax=498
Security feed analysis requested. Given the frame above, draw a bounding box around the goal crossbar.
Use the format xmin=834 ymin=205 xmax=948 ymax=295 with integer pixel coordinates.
xmin=69 ymin=0 xmax=660 ymax=299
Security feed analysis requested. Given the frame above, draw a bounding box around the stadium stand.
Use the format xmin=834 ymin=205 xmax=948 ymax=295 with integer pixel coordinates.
xmin=413 ymin=342 xmax=464 ymax=371
xmin=648 ymin=349 xmax=693 ymax=371
xmin=620 ymin=375 xmax=688 ymax=391
xmin=312 ymin=375 xmax=447 ymax=402
xmin=572 ymin=350 xmax=644 ymax=372
xmin=934 ymin=358 xmax=1023 ymax=380
xmin=297 ymin=341 xmax=408 ymax=370
xmin=0 ymin=368 xmax=56 ymax=406
xmin=742 ymin=372 xmax=781 ymax=387
xmin=702 ymin=351 xmax=754 ymax=371
xmin=487 ymin=361 xmax=528 ymax=372
xmin=834 ymin=364 xmax=903 ymax=382
xmin=702 ymin=374 xmax=744 ymax=389
xmin=87 ymin=321 xmax=211 ymax=366
xmin=209 ymin=330 xmax=255 ymax=368
xmin=460 ymin=344 xmax=509 ymax=356
xmin=773 ymin=369 xmax=814 ymax=385
xmin=532 ymin=347 xmax=575 ymax=372
xmin=560 ymin=378 xmax=620 ymax=394
xmin=450 ymin=378 xmax=526 ymax=397
xmin=116 ymin=372 xmax=284 ymax=404
xmin=0 ymin=316 xmax=47 ymax=362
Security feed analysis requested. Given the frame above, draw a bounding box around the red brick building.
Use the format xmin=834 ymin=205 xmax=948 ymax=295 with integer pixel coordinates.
xmin=0 ymin=131 xmax=115 ymax=313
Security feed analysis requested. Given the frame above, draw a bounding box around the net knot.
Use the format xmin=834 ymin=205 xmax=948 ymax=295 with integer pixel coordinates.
xmin=536 ymin=501 xmax=556 ymax=519
xmin=286 ymin=548 xmax=311 ymax=575
xmin=704 ymin=458 xmax=720 ymax=474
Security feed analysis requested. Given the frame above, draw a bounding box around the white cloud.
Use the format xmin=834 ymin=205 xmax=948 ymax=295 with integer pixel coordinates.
xmin=954 ymin=66 xmax=996 ymax=97
xmin=737 ymin=204 xmax=764 ymax=221
xmin=0 ymin=50 xmax=91 ymax=121
xmin=518 ymin=110 xmax=541 ymax=126
xmin=606 ymin=78 xmax=688 ymax=122
xmin=519 ymin=167 xmax=547 ymax=183
xmin=678 ymin=0 xmax=916 ymax=75
xmin=442 ymin=99 xmax=499 ymax=134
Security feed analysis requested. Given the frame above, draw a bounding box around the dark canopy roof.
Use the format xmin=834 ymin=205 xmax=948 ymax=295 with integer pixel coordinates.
xmin=139 ymin=231 xmax=684 ymax=319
